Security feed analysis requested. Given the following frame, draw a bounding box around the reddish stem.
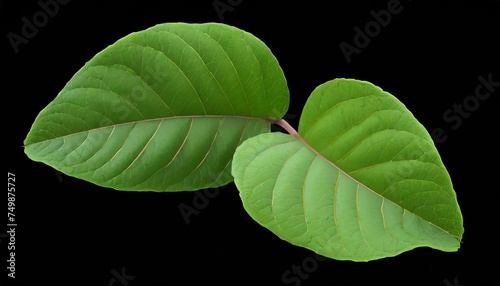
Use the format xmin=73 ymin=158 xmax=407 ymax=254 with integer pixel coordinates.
xmin=273 ymin=119 xmax=299 ymax=138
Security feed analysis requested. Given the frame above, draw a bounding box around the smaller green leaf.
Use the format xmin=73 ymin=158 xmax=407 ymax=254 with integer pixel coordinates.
xmin=232 ymin=78 xmax=463 ymax=261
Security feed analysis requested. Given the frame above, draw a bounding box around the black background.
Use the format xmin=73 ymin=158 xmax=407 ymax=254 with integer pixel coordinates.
xmin=2 ymin=0 xmax=499 ymax=285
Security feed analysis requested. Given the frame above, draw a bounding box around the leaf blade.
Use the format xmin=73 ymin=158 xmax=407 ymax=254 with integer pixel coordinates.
xmin=299 ymin=79 xmax=463 ymax=240
xmin=232 ymin=79 xmax=463 ymax=261
xmin=24 ymin=22 xmax=289 ymax=191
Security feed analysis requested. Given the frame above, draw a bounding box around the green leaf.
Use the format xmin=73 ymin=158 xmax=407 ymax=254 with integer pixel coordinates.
xmin=24 ymin=22 xmax=289 ymax=191
xmin=232 ymin=78 xmax=463 ymax=261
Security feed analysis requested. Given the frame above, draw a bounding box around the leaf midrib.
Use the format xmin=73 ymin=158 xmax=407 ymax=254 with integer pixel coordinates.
xmin=24 ymin=115 xmax=273 ymax=147
xmin=288 ymin=128 xmax=460 ymax=242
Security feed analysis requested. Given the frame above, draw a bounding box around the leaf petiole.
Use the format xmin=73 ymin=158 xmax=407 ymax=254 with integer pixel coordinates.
xmin=273 ymin=119 xmax=299 ymax=138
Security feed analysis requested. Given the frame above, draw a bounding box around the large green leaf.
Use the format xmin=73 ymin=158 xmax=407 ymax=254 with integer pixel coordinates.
xmin=232 ymin=78 xmax=463 ymax=261
xmin=24 ymin=22 xmax=289 ymax=191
